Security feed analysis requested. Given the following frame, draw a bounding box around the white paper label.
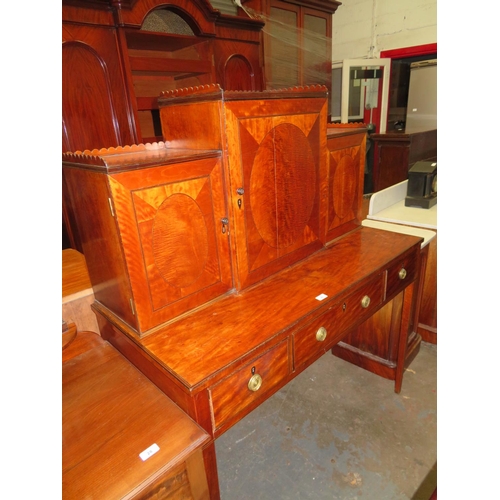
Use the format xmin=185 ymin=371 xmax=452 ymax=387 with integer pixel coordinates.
xmin=315 ymin=293 xmax=328 ymax=301
xmin=139 ymin=443 xmax=160 ymax=461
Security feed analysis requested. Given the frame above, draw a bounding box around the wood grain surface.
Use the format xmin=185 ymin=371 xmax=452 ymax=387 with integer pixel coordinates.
xmin=63 ymin=341 xmax=211 ymax=499
xmin=133 ymin=227 xmax=421 ymax=390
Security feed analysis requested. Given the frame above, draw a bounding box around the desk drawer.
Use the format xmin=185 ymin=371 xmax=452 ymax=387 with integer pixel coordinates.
xmin=386 ymin=248 xmax=419 ymax=299
xmin=210 ymin=340 xmax=289 ymax=430
xmin=294 ymin=274 xmax=384 ymax=369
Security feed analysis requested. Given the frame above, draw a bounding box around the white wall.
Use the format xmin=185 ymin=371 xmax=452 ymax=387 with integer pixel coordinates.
xmin=332 ymin=0 xmax=437 ymax=62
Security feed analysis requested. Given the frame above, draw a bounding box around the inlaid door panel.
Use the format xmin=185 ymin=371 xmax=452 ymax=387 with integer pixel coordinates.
xmin=224 ymin=98 xmax=328 ymax=289
xmin=326 ymin=132 xmax=365 ymax=242
xmin=108 ymin=156 xmax=232 ymax=333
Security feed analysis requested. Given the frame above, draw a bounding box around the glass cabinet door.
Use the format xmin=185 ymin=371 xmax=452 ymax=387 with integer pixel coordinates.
xmin=265 ymin=1 xmax=331 ymax=92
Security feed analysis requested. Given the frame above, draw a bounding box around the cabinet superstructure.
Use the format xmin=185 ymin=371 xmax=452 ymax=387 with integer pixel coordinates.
xmin=62 ymin=0 xmax=342 ymax=250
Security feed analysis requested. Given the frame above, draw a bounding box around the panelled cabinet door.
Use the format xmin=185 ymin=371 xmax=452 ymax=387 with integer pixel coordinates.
xmin=224 ymin=97 xmax=328 ymax=289
xmin=108 ymin=156 xmax=232 ymax=332
xmin=326 ymin=131 xmax=366 ymax=242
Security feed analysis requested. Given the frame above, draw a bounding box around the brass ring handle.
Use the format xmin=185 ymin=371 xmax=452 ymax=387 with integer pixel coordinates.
xmin=399 ymin=268 xmax=407 ymax=280
xmin=316 ymin=326 xmax=327 ymax=342
xmin=248 ymin=373 xmax=263 ymax=392
xmin=361 ymin=295 xmax=371 ymax=308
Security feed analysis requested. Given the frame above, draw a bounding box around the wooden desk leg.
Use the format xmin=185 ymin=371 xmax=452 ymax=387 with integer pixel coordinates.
xmin=203 ymin=442 xmax=221 ymax=500
xmin=395 ymin=282 xmax=415 ymax=394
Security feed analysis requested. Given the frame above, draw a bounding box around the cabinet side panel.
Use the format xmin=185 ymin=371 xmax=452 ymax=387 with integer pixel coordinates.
xmin=63 ymin=167 xmax=138 ymax=329
xmin=159 ymin=100 xmax=224 ymax=150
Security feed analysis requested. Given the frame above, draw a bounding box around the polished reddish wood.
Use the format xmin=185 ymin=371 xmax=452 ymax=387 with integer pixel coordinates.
xmin=62 ymin=22 xmax=136 ymax=152
xmin=63 ymin=0 xmax=265 ymax=249
xmin=210 ymin=340 xmax=290 ymax=431
xmin=62 ymin=249 xmax=101 ymax=335
xmin=96 ymin=226 xmax=422 ymax=440
xmin=63 ymin=336 xmax=212 ymax=499
xmin=62 ymin=329 xmax=104 ymax=363
xmin=63 ymin=162 xmax=139 ymax=330
xmin=64 ymin=83 xmax=425 ymax=499
xmin=371 ymin=129 xmax=437 ymax=192
xmin=326 ymin=127 xmax=367 ymax=242
xmin=417 ymin=232 xmax=437 ymax=343
xmin=293 ymin=272 xmax=384 ymax=370
xmin=158 ymin=84 xmax=329 ymax=289
xmin=62 ymin=321 xmax=78 ymax=354
xmin=62 ymin=249 xmax=93 ymax=298
xmin=214 ymin=39 xmax=264 ymax=91
xmin=332 ymin=243 xmax=423 ymax=389
xmin=63 ymin=144 xmax=232 ymax=336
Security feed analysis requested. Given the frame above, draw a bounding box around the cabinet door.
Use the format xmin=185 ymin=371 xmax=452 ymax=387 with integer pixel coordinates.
xmin=214 ymin=40 xmax=264 ymax=91
xmin=108 ymin=156 xmax=232 ymax=334
xmin=262 ymin=1 xmax=332 ymax=97
xmin=326 ymin=132 xmax=366 ymax=242
xmin=224 ymin=97 xmax=328 ymax=289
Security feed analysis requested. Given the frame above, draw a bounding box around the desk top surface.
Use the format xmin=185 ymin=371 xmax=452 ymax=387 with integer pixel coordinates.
xmin=62 ymin=339 xmax=210 ymax=499
xmin=121 ymin=227 xmax=422 ymax=391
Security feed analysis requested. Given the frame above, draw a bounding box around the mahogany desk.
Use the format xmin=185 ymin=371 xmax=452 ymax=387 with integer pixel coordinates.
xmin=63 ymin=86 xmax=424 ymax=499
xmin=94 ymin=226 xmax=422 ymax=499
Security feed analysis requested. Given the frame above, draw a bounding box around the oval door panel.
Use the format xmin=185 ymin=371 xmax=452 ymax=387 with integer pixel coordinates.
xmin=250 ymin=123 xmax=316 ymax=249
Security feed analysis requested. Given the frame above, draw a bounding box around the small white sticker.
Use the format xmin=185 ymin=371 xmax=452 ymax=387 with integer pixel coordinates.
xmin=315 ymin=293 xmax=328 ymax=301
xmin=139 ymin=443 xmax=160 ymax=461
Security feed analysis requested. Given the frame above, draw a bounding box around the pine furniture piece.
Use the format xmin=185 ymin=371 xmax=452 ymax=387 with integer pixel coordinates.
xmin=63 ymin=331 xmax=211 ymax=499
xmin=63 ymin=86 xmax=423 ymax=500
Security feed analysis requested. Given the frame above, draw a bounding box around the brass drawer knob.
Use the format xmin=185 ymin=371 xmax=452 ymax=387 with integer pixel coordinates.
xmin=361 ymin=295 xmax=371 ymax=308
xmin=399 ymin=268 xmax=407 ymax=280
xmin=248 ymin=373 xmax=263 ymax=392
xmin=316 ymin=326 xmax=327 ymax=342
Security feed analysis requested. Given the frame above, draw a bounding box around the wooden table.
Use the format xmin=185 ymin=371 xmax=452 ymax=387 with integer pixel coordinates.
xmin=62 ymin=249 xmax=100 ymax=334
xmin=63 ymin=332 xmax=211 ymax=499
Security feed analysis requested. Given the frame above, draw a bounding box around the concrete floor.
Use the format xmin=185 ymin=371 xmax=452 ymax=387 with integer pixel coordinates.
xmin=216 ymin=342 xmax=437 ymax=500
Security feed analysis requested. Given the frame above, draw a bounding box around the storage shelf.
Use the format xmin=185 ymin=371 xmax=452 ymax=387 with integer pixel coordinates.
xmin=129 ymin=56 xmax=213 ymax=75
xmin=126 ymin=29 xmax=210 ymax=52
